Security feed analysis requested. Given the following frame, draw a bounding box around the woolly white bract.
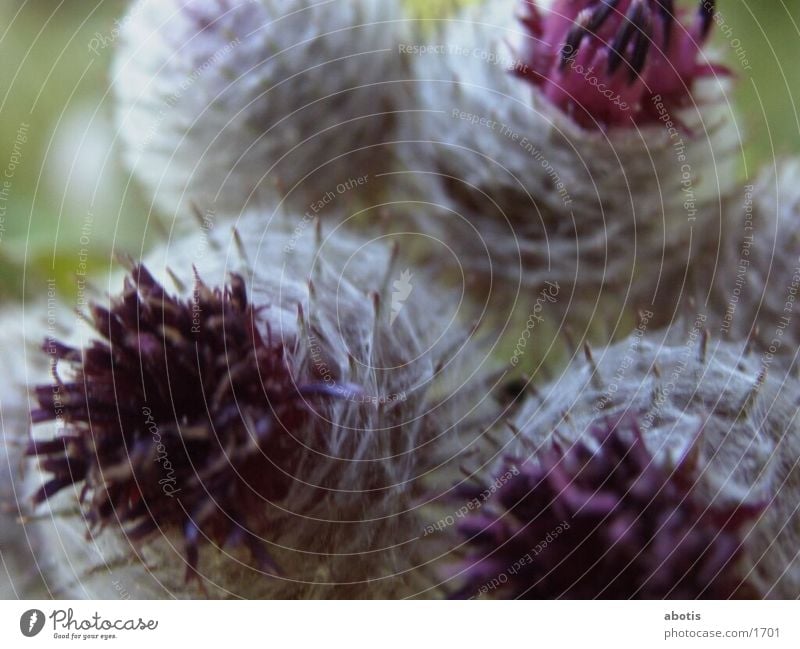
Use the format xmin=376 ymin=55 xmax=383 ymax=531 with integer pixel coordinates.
xmin=697 ymin=159 xmax=800 ymax=363
xmin=0 ymin=304 xmax=55 ymax=598
xmin=114 ymin=0 xmax=409 ymax=220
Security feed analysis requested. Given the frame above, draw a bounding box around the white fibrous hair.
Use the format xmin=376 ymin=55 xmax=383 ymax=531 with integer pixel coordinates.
xmin=113 ymin=0 xmax=409 ymax=219
xmin=27 ymin=214 xmax=494 ymax=599
xmin=504 ymin=324 xmax=800 ymax=598
xmin=395 ymin=0 xmax=739 ymax=326
xmin=0 ymin=303 xmax=56 ymax=598
xmin=695 ymin=159 xmax=800 ymax=364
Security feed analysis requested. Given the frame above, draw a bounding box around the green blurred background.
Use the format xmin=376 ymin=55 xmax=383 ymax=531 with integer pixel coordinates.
xmin=0 ymin=0 xmax=798 ymax=305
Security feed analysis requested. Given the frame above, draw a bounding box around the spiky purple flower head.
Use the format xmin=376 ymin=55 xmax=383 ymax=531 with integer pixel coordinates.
xmin=516 ymin=0 xmax=720 ymax=127
xmin=23 ymin=216 xmax=494 ymax=598
xmin=28 ymin=265 xmax=344 ymax=582
xmin=450 ymin=417 xmax=760 ymax=599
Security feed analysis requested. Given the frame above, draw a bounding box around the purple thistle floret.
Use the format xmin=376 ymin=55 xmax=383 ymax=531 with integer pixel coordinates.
xmin=451 ymin=417 xmax=761 ymax=599
xmin=516 ymin=0 xmax=723 ymax=127
xmin=28 ymin=265 xmax=343 ymax=581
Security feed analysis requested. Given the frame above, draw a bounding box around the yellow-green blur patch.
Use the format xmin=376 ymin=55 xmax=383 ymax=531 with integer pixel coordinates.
xmin=403 ymin=0 xmax=478 ymax=21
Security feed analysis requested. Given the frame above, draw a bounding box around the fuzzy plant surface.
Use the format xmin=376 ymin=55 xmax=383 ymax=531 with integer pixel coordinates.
xmin=25 ymin=216 xmax=495 ymax=599
xmin=0 ymin=303 xmax=56 ymax=599
xmin=693 ymin=159 xmax=800 ymax=366
xmin=452 ymin=325 xmax=800 ymax=598
xmin=113 ymin=0 xmax=411 ymax=220
xmin=394 ymin=0 xmax=740 ymax=331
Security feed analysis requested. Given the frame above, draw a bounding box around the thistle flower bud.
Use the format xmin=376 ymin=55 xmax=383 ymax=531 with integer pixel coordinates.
xmin=451 ymin=327 xmax=800 ymax=598
xmin=26 ymin=215 xmax=492 ymax=598
xmin=518 ymin=0 xmax=719 ymax=127
xmin=451 ymin=417 xmax=759 ymax=599
xmin=114 ymin=0 xmax=409 ymax=219
xmin=397 ymin=0 xmax=738 ymax=329
xmin=695 ymin=160 xmax=800 ymax=363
